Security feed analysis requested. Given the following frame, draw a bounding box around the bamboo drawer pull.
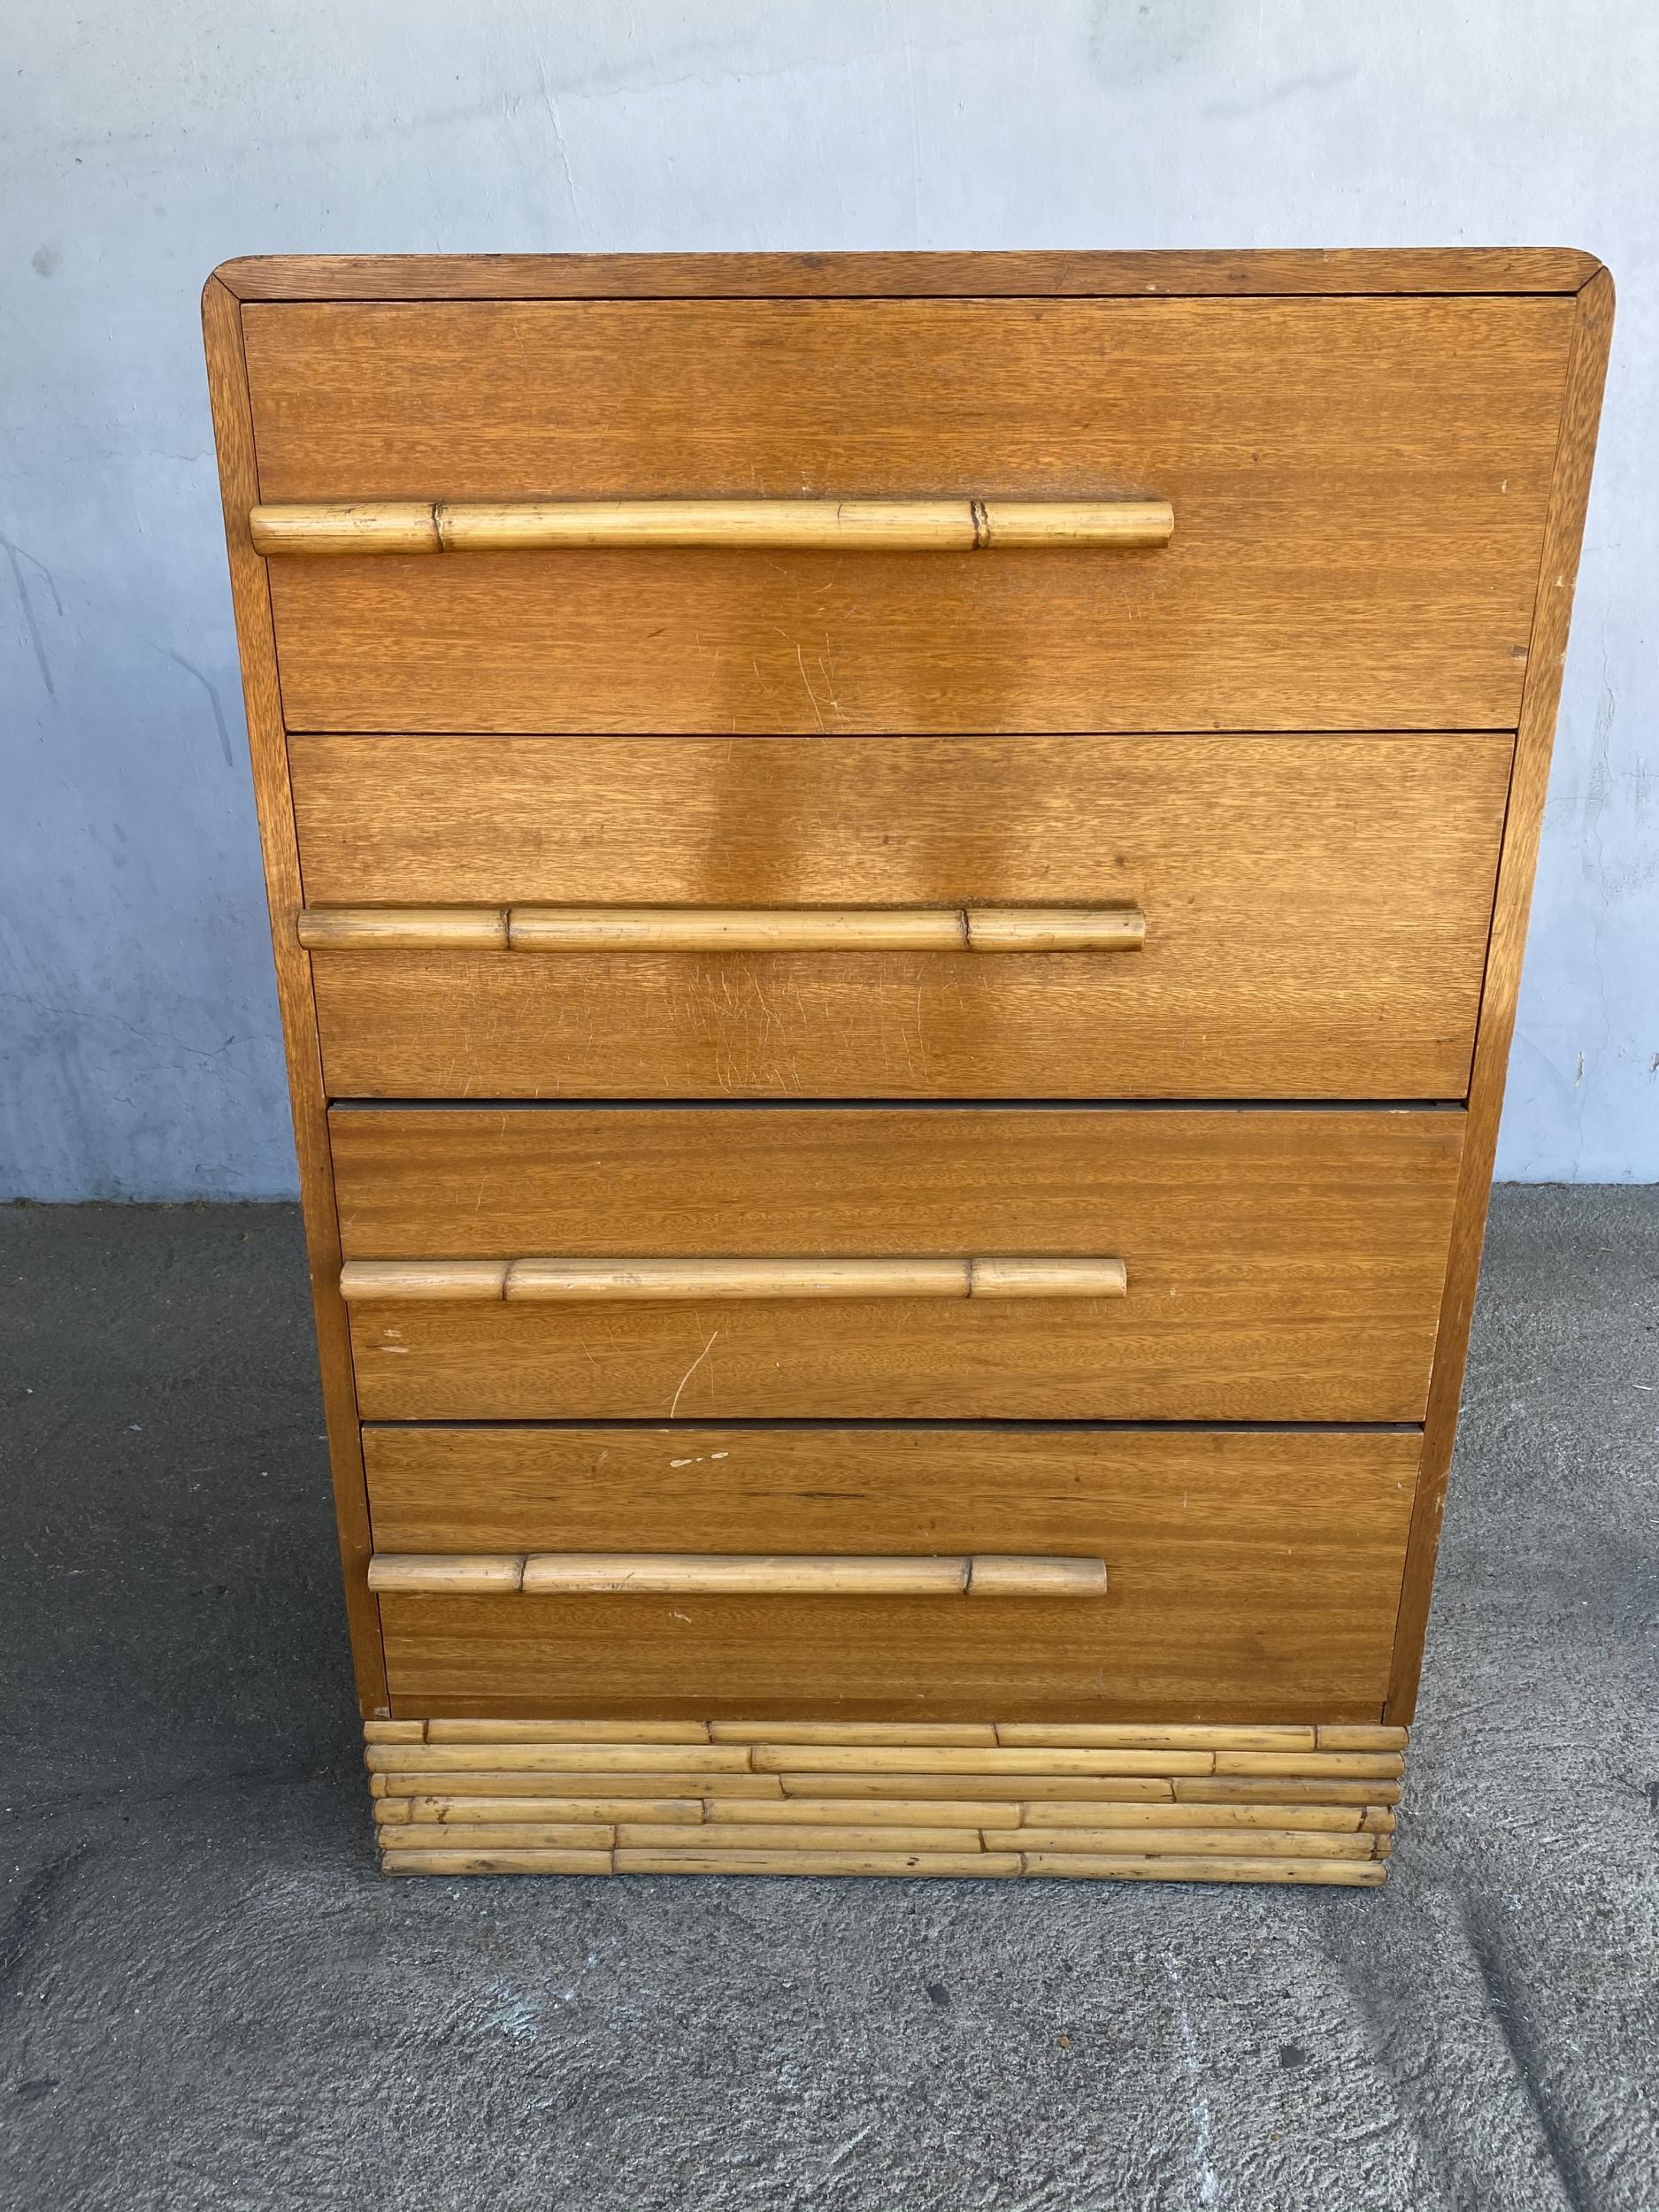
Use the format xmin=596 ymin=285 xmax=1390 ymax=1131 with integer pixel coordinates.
xmin=967 ymin=1257 xmax=1128 ymax=1299
xmin=296 ymin=904 xmax=1147 ymax=954
xmin=963 ymin=908 xmax=1145 ymax=952
xmin=296 ymin=907 xmax=510 ymax=950
xmin=367 ymin=1552 xmax=1109 ymax=1597
xmin=338 ymin=1256 xmax=1128 ymax=1302
xmin=366 ymin=1555 xmax=526 ymax=1594
xmin=507 ymin=1258 xmax=970 ymax=1301
xmin=250 ymin=497 xmax=1174 ymax=557
xmin=340 ymin=1259 xmax=511 ymax=1302
xmin=255 ymin=501 xmax=441 ymax=555
xmin=966 ymin=1555 xmax=1109 ymax=1597
xmin=524 ymin=1555 xmax=970 ymax=1595
xmin=514 ymin=906 xmax=968 ymax=951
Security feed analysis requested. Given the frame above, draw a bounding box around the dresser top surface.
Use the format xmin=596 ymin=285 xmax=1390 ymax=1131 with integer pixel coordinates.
xmin=207 ymin=246 xmax=1605 ymax=304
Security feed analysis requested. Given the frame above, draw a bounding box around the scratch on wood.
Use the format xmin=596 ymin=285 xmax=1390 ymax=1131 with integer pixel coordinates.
xmin=668 ymin=1328 xmax=721 ymax=1417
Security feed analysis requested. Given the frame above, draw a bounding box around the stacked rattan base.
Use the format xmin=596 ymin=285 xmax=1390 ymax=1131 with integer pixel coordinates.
xmin=367 ymin=1720 xmax=1403 ymax=1885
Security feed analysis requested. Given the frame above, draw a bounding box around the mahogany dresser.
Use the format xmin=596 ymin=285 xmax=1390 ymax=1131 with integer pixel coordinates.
xmin=204 ymin=249 xmax=1610 ymax=1886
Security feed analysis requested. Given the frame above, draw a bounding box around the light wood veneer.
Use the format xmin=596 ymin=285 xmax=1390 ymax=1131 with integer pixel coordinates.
xmin=245 ymin=296 xmax=1571 ymax=733
xmin=204 ymin=248 xmax=1612 ymax=1883
xmin=291 ymin=732 xmax=1509 ymax=1100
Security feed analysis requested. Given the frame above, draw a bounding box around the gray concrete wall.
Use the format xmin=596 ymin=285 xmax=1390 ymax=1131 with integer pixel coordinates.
xmin=4 ymin=2 xmax=1654 ymax=1197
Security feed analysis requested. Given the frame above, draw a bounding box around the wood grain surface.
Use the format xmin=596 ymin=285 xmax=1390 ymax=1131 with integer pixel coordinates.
xmin=200 ymin=249 xmax=1609 ymax=1761
xmin=200 ymin=280 xmax=388 ymax=1715
xmin=332 ymin=1106 xmax=1463 ymax=1420
xmin=374 ymin=1453 xmax=1409 ymax=1712
xmin=1386 ymin=265 xmax=1617 ymax=1721
xmin=361 ymin=1425 xmax=1418 ymax=1655
xmin=292 ymin=732 xmax=1511 ymax=1100
xmin=211 ymin=248 xmax=1601 ymax=301
xmin=246 ymin=297 xmax=1572 ymax=733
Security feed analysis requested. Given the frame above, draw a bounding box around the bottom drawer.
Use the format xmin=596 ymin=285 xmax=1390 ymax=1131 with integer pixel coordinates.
xmin=369 ymin=1425 xmax=1418 ymax=1722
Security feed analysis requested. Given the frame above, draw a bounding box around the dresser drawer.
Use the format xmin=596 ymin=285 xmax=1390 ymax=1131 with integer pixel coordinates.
xmin=245 ymin=296 xmax=1571 ymax=733
xmin=376 ymin=1588 xmax=1403 ymax=1726
xmin=364 ymin=1421 xmax=1417 ymax=1558
xmin=369 ymin=1426 xmax=1414 ymax=1720
xmin=295 ymin=732 xmax=1509 ymax=1101
xmin=333 ymin=1105 xmax=1463 ymax=1420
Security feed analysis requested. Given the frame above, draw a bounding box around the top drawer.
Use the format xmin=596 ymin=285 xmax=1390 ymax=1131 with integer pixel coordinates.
xmin=243 ymin=296 xmax=1574 ymax=733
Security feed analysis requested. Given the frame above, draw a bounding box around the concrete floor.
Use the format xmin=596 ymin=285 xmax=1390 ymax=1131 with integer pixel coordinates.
xmin=2 ymin=1190 xmax=1655 ymax=2210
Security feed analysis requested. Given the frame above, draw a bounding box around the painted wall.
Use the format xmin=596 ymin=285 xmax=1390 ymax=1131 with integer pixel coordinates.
xmin=3 ymin=2 xmax=1654 ymax=1196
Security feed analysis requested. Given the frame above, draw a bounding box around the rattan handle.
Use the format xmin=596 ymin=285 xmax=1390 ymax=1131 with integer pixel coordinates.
xmin=366 ymin=1552 xmax=1109 ymax=1597
xmin=297 ymin=904 xmax=1147 ymax=954
xmin=251 ymin=496 xmax=1173 ymax=556
xmin=339 ymin=1256 xmax=1128 ymax=1302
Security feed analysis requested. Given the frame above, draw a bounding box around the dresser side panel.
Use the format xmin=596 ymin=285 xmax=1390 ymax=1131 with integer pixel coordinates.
xmin=1386 ymin=269 xmax=1615 ymax=1721
xmin=201 ymin=278 xmax=387 ymax=1713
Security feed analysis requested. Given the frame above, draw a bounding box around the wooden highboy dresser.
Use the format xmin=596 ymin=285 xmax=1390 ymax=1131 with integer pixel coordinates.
xmin=204 ymin=249 xmax=1610 ymax=1886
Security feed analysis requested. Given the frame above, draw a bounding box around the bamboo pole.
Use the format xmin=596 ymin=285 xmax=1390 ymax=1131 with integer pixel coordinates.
xmin=966 ymin=1258 xmax=1127 ymax=1299
xmin=424 ymin=1718 xmax=713 ymax=1744
xmin=368 ymin=1552 xmax=1107 ymax=1599
xmin=381 ymin=1822 xmax=616 ymax=1851
xmin=703 ymin=1796 xmax=1010 ymax=1828
xmin=382 ymin=1849 xmax=615 ymax=1876
xmin=964 ymin=1555 xmax=1109 ymax=1597
xmin=251 ymin=501 xmax=439 ymax=554
xmin=779 ymin=1772 xmax=1175 ymax=1802
xmin=442 ymin=497 xmax=987 ymax=550
xmin=366 ymin=1555 xmax=524 ymax=1594
xmin=754 ymin=1746 xmax=1213 ymax=1777
xmin=340 ymin=1256 xmax=1127 ymax=1304
xmin=400 ymin=1796 xmax=703 ymax=1824
xmin=509 ymin=906 xmax=967 ymax=951
xmin=979 ymin=500 xmax=1173 ymax=547
xmin=708 ymin=1722 xmax=999 ymax=1747
xmin=373 ymin=1769 xmax=784 ymax=1798
xmin=297 ymin=906 xmax=508 ymax=950
xmin=364 ymin=1742 xmax=754 ymax=1774
xmin=1017 ymin=1800 xmax=1362 ymax=1832
xmin=339 ymin=1261 xmax=508 ymax=1302
xmin=987 ymin=1826 xmax=1379 ymax=1859
xmin=1213 ymin=1750 xmax=1405 ymax=1779
xmin=963 ymin=907 xmax=1147 ymax=951
xmin=1174 ymin=1777 xmax=1403 ymax=1807
xmin=518 ymin=1554 xmax=971 ymax=1597
xmin=250 ymin=495 xmax=1175 ymax=557
xmin=297 ymin=902 xmax=1148 ymax=955
xmin=503 ymin=1257 xmax=971 ymax=1302
xmin=995 ymin=1724 xmax=1317 ymax=1750
xmin=1019 ymin=1853 xmax=1387 ymax=1886
xmin=618 ymin=1822 xmax=983 ymax=1854
xmin=613 ymin=1849 xmax=1022 ymax=1878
